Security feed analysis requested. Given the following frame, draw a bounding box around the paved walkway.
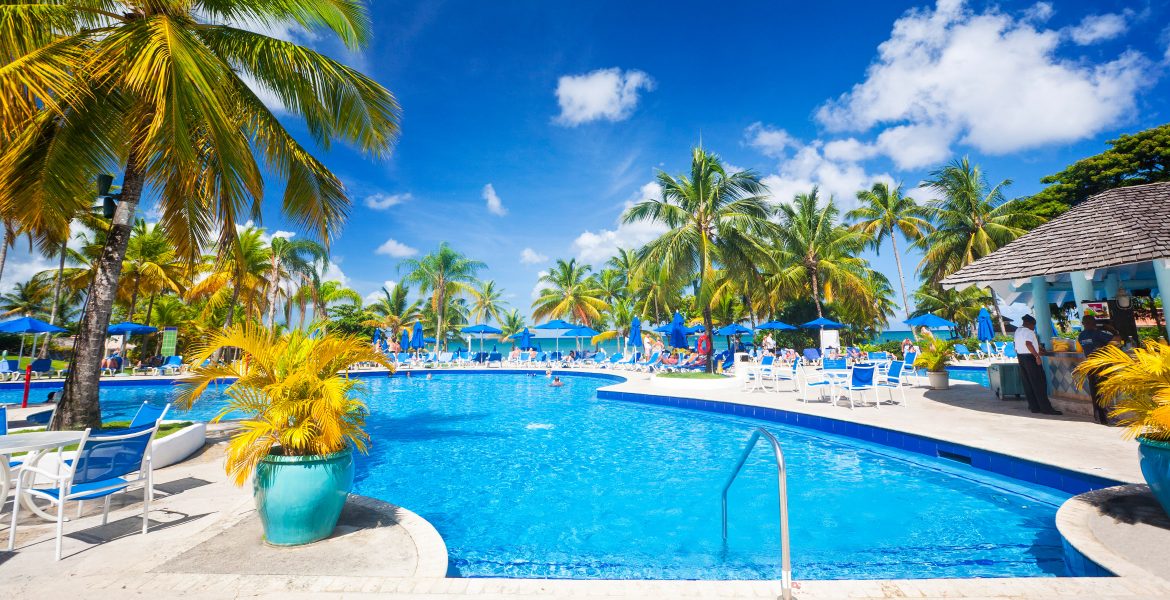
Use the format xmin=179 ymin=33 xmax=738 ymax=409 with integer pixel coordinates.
xmin=1 ymin=368 xmax=1162 ymax=598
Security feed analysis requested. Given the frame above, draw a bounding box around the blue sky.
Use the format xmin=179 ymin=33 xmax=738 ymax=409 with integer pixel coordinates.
xmin=12 ymin=0 xmax=1169 ymax=326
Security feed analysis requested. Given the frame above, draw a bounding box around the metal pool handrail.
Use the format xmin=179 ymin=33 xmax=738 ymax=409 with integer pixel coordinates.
xmin=721 ymin=427 xmax=792 ymax=600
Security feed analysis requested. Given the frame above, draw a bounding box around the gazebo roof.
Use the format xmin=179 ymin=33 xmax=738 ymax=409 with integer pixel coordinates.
xmin=941 ymin=182 xmax=1170 ymax=287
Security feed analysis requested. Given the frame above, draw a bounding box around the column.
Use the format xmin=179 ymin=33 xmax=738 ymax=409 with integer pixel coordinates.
xmin=1153 ymin=259 xmax=1170 ymax=342
xmin=1031 ymin=276 xmax=1053 ymax=346
xmin=1071 ymin=271 xmax=1096 ymax=314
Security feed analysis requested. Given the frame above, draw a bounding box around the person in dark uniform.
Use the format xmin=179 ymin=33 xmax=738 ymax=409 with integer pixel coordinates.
xmin=1014 ymin=314 xmax=1062 ymax=415
xmin=1077 ymin=315 xmax=1122 ymax=424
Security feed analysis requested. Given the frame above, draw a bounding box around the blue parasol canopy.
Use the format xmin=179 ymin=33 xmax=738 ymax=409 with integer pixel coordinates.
xmin=562 ymin=325 xmax=600 ymax=338
xmin=976 ymin=308 xmax=995 ymax=341
xmin=714 ymin=323 xmax=752 ymax=336
xmin=372 ymin=328 xmax=383 ymax=344
xmin=802 ymin=317 xmax=844 ymax=329
xmin=0 ymin=317 xmax=67 ymax=334
xmin=512 ymin=327 xmax=535 ymax=350
xmin=669 ymin=312 xmax=687 ymax=348
xmin=685 ymin=324 xmax=705 ymax=334
xmin=627 ymin=316 xmax=642 ymax=350
xmin=107 ymin=322 xmax=157 ymax=335
xmin=534 ymin=319 xmax=574 ymax=330
xmin=652 ymin=324 xmax=672 ymax=333
xmin=461 ymin=324 xmax=502 ymax=335
xmin=410 ymin=321 xmax=425 ymax=350
xmin=755 ymin=320 xmax=796 ymax=331
xmin=904 ymin=313 xmax=957 ymax=329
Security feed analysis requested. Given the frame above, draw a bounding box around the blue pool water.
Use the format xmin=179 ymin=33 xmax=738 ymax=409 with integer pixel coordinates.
xmin=8 ymin=373 xmax=1069 ymax=580
xmin=947 ymin=366 xmax=991 ymax=387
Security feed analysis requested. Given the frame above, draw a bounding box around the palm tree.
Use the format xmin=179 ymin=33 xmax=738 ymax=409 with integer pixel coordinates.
xmin=186 ymin=227 xmax=271 ymax=329
xmin=919 ymin=158 xmax=1044 ymax=333
xmin=531 ymin=258 xmax=608 ymax=326
xmin=122 ymin=220 xmax=184 ymax=322
xmin=265 ymin=237 xmax=326 ymax=327
xmin=0 ymin=278 xmax=52 ymax=318
xmin=469 ymin=280 xmax=508 ymax=325
xmin=362 ymin=284 xmax=421 ymax=340
xmin=847 ymin=182 xmax=932 ymax=318
xmin=5 ymin=1 xmax=401 ymax=429
xmin=498 ymin=309 xmax=526 ymax=349
xmin=911 ymin=283 xmax=990 ymax=338
xmin=767 ymin=188 xmax=871 ymax=318
xmin=623 ymin=148 xmax=774 ymax=370
xmin=399 ymin=244 xmax=484 ymax=351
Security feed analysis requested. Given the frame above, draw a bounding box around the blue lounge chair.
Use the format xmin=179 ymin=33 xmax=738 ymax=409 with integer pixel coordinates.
xmin=28 ymin=358 xmax=53 ymax=379
xmin=801 ymin=348 xmax=821 ymax=365
xmin=634 ymin=351 xmax=660 ymax=371
xmin=599 ymin=353 xmax=622 ymax=369
xmin=485 ymin=352 xmax=503 ymax=367
xmin=841 ymin=364 xmax=878 ymax=409
xmin=157 ymin=355 xmax=183 ymax=375
xmin=7 ymin=422 xmax=163 ymax=560
xmin=129 ymin=401 xmax=172 ymax=428
xmin=954 ymin=344 xmax=974 ymax=361
xmin=1003 ymin=345 xmax=1018 ymax=359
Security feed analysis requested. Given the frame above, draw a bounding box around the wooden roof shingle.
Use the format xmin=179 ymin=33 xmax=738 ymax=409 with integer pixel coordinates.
xmin=941 ymin=182 xmax=1170 ymax=286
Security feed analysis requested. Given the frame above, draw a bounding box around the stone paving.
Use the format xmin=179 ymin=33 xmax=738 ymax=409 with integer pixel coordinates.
xmin=1 ymin=368 xmax=1166 ymax=599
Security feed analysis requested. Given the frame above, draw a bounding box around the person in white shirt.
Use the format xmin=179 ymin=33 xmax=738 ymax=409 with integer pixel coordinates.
xmin=1013 ymin=315 xmax=1061 ymax=415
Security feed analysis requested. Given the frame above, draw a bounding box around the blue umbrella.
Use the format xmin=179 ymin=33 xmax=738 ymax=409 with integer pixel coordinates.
xmin=685 ymin=324 xmax=705 ymax=334
xmin=562 ymin=325 xmax=600 ymax=352
xmin=756 ymin=320 xmax=796 ymax=331
xmin=801 ymin=317 xmax=844 ymax=329
xmin=400 ymin=329 xmax=410 ymax=351
xmin=652 ymin=324 xmax=672 ymax=334
xmin=904 ymin=313 xmax=957 ymax=329
xmin=714 ymin=324 xmax=752 ymax=336
xmin=462 ymin=323 xmax=502 ymax=353
xmin=627 ymin=316 xmax=643 ymax=355
xmin=976 ymin=308 xmax=995 ymax=342
xmin=535 ymin=319 xmax=574 ymax=353
xmin=0 ymin=317 xmax=67 ymax=366
xmin=410 ymin=321 xmax=425 ymax=351
xmin=669 ymin=312 xmax=687 ymax=349
xmin=372 ymin=328 xmax=383 ymax=344
xmin=107 ymin=322 xmax=158 ymax=373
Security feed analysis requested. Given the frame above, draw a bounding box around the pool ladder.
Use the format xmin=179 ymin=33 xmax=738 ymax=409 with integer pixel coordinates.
xmin=721 ymin=427 xmax=792 ymax=600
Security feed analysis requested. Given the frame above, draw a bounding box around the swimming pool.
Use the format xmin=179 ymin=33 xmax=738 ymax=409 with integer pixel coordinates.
xmin=11 ymin=373 xmax=1073 ymax=580
xmin=947 ymin=365 xmax=991 ymax=387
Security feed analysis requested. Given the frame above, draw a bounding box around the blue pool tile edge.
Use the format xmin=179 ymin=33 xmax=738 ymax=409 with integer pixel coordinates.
xmin=597 ymin=389 xmax=1124 ymax=497
xmin=1059 ymin=536 xmax=1112 ymax=577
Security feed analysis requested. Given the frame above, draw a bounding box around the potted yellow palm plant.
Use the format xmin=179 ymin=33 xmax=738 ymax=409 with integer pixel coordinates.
xmin=1075 ymin=340 xmax=1170 ymax=516
xmin=914 ymin=334 xmax=955 ymax=390
xmin=178 ymin=324 xmax=391 ymax=545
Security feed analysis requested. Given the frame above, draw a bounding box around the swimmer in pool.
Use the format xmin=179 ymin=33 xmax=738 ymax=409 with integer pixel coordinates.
xmin=545 ymin=369 xmax=552 ymax=378
xmin=550 ymin=376 xmax=563 ymax=387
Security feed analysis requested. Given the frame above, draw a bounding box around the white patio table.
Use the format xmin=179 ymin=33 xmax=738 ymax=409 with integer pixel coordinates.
xmin=1 ymin=430 xmax=85 ymax=520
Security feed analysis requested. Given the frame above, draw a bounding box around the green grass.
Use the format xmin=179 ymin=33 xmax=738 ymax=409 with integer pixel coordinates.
xmin=6 ymin=357 xmax=70 ymax=370
xmin=656 ymin=372 xmax=728 ymax=380
xmin=9 ymin=421 xmax=195 ymax=454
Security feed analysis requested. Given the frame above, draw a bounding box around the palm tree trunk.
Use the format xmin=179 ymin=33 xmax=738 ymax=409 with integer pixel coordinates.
xmin=128 ymin=275 xmax=141 ymax=322
xmin=0 ymin=222 xmax=13 ymax=289
xmin=702 ymin=305 xmax=714 ymax=373
xmin=810 ymin=266 xmax=824 ymax=317
xmin=267 ymin=256 xmax=281 ymax=328
xmin=889 ymin=235 xmax=912 ymax=324
xmin=436 ymin=291 xmax=445 ymax=352
xmin=56 ymin=151 xmax=146 ymax=430
xmin=989 ymin=288 xmax=1007 ymax=335
xmin=39 ymin=240 xmax=69 ymax=359
xmin=144 ymin=293 xmax=156 ymax=326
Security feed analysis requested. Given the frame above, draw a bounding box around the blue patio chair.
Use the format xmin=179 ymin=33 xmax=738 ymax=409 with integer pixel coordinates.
xmin=867 ymin=351 xmax=888 ymax=362
xmin=902 ymin=352 xmax=921 ymax=385
xmin=878 ymin=360 xmax=908 ymax=407
xmin=801 ymin=348 xmax=821 ymax=365
xmin=634 ymin=351 xmax=660 ymax=371
xmin=954 ymin=344 xmax=974 ymax=361
xmin=773 ymin=358 xmax=801 ymax=392
xmin=7 ymin=422 xmax=162 ymax=560
xmin=1003 ymin=345 xmax=1018 ymax=359
xmin=158 ymin=355 xmax=183 ymax=375
xmin=841 ymin=364 xmax=878 ymax=410
xmin=485 ymin=352 xmax=503 ymax=367
xmin=129 ymin=402 xmax=172 ymax=428
xmin=599 ymin=353 xmax=622 ymax=369
xmin=28 ymin=358 xmax=53 ymax=379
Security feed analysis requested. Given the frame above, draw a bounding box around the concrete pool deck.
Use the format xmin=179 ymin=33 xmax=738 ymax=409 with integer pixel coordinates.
xmin=1 ymin=367 xmax=1165 ymax=598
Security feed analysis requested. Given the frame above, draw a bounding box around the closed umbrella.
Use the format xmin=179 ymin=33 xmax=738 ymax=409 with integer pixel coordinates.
xmin=976 ymin=308 xmax=995 ymax=342
xmin=669 ymin=312 xmax=687 ymax=349
xmin=410 ymin=321 xmax=425 ymax=353
xmin=0 ymin=317 xmax=68 ymax=368
xmin=511 ymin=327 xmax=535 ymax=350
xmin=626 ymin=316 xmax=643 ymax=358
xmin=400 ymin=329 xmax=410 ymax=352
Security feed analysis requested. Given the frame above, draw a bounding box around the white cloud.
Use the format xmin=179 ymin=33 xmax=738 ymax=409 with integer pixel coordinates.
xmin=519 ymin=248 xmax=548 ymax=265
xmin=821 ymin=138 xmax=879 ymax=162
xmin=482 ymin=183 xmax=507 ymax=216
xmin=1066 ymin=13 xmax=1129 ymax=45
xmin=873 ymin=123 xmax=956 ymax=169
xmin=745 ymin=122 xmax=799 ymax=157
xmin=364 ymin=192 xmax=411 ymax=210
xmin=0 ymin=250 xmax=55 ymax=295
xmin=554 ymin=68 xmax=655 ymax=126
xmin=363 ymin=280 xmax=398 ymax=305
xmin=1022 ymin=2 xmax=1054 ymax=24
xmin=531 ymin=270 xmax=550 ymax=300
xmin=759 ymin=140 xmax=894 ymax=209
xmin=375 ymin=238 xmax=418 ymax=258
xmin=321 ymin=260 xmax=349 ymax=286
xmin=236 ymin=219 xmax=294 ymax=244
xmin=815 ymin=0 xmax=1151 ymax=155
xmin=571 ymin=182 xmax=668 ymax=264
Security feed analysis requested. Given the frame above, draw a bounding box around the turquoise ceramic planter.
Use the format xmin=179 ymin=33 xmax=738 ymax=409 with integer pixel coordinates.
xmin=1138 ymin=437 xmax=1170 ymax=517
xmin=253 ymin=448 xmax=354 ymax=546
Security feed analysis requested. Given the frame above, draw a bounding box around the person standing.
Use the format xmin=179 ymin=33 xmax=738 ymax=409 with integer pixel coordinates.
xmin=1077 ymin=315 xmax=1122 ymax=425
xmin=762 ymin=333 xmax=776 ymax=356
xmin=1014 ymin=315 xmax=1062 ymax=415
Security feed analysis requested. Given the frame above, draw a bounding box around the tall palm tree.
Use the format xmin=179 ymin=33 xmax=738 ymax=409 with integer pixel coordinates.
xmin=186 ymin=227 xmax=271 ymax=329
xmin=919 ymin=157 xmax=1044 ymax=333
xmin=0 ymin=278 xmax=52 ymax=318
xmin=469 ymin=280 xmax=508 ymax=325
xmin=265 ymin=236 xmax=326 ymax=327
xmin=911 ymin=283 xmax=990 ymax=338
xmin=4 ymin=1 xmax=401 ymax=429
xmin=847 ymin=182 xmax=932 ymax=318
xmin=623 ymin=147 xmax=775 ymax=370
xmin=122 ymin=220 xmax=184 ymax=322
xmin=399 ymin=243 xmax=484 ymax=351
xmin=766 ymin=188 xmax=871 ymax=318
xmin=498 ymin=309 xmax=526 ymax=349
xmin=531 ymin=258 xmax=608 ymax=326
xmin=362 ymin=284 xmax=421 ymax=340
